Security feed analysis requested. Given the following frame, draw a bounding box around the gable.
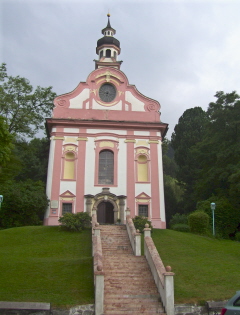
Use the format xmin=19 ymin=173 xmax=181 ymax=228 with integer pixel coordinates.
xmin=60 ymin=190 xmax=76 ymax=198
xmin=52 ymin=67 xmax=161 ymax=123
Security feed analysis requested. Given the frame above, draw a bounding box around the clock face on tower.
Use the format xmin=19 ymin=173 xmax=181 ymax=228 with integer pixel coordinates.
xmin=99 ymin=83 xmax=116 ymax=102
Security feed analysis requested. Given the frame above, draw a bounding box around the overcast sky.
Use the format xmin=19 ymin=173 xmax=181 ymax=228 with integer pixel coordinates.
xmin=1 ymin=0 xmax=240 ymax=139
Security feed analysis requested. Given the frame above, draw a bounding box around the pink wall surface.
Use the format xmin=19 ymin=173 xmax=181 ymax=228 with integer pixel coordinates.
xmin=45 ymin=66 xmax=168 ymax=228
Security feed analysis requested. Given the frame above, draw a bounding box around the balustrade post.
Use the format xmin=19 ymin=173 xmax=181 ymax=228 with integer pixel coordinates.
xmin=143 ymin=223 xmax=152 ymax=256
xmin=125 ymin=207 xmax=130 ymax=217
xmin=135 ymin=229 xmax=141 ymax=256
xmin=94 ymin=223 xmax=100 ymax=236
xmin=164 ymin=266 xmax=175 ymax=315
xmin=95 ymin=266 xmax=104 ymax=315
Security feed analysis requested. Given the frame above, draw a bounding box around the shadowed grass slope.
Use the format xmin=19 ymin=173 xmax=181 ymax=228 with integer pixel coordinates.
xmin=0 ymin=226 xmax=94 ymax=308
xmin=152 ymin=229 xmax=240 ymax=304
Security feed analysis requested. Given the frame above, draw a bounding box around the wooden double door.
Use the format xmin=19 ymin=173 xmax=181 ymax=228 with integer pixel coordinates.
xmin=97 ymin=201 xmax=114 ymax=224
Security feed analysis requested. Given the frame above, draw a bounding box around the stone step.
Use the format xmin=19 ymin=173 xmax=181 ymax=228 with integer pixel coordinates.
xmin=104 ymin=314 xmax=165 ymax=315
xmin=99 ymin=225 xmax=164 ymax=314
xmin=104 ymin=302 xmax=165 ymax=314
xmin=104 ymin=311 xmax=165 ymax=315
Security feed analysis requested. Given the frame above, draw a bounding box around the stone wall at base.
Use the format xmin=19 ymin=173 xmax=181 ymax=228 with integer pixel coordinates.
xmin=175 ymin=301 xmax=227 ymax=315
xmin=0 ymin=302 xmax=51 ymax=315
xmin=0 ymin=302 xmax=226 ymax=315
xmin=175 ymin=304 xmax=205 ymax=315
xmin=69 ymin=304 xmax=94 ymax=315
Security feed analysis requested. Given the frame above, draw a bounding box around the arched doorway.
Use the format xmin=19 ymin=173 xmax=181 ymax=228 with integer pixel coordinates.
xmin=97 ymin=201 xmax=114 ymax=224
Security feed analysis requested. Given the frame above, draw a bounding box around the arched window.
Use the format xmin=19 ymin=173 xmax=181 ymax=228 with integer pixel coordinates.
xmin=98 ymin=150 xmax=114 ymax=185
xmin=106 ymin=49 xmax=111 ymax=57
xmin=100 ymin=50 xmax=103 ymax=59
xmin=113 ymin=51 xmax=117 ymax=60
xmin=63 ymin=152 xmax=75 ymax=180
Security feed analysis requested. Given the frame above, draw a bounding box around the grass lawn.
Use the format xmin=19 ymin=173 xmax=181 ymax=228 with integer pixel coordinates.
xmin=0 ymin=226 xmax=94 ymax=309
xmin=152 ymin=229 xmax=240 ymax=304
xmin=1 ymin=226 xmax=240 ymax=307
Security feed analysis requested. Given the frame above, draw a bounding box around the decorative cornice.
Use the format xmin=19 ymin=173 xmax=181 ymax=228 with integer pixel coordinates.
xmin=96 ymin=70 xmax=122 ymax=82
xmin=53 ymin=136 xmax=64 ymax=140
xmin=124 ymin=139 xmax=136 ymax=143
xmin=97 ymin=100 xmax=118 ymax=107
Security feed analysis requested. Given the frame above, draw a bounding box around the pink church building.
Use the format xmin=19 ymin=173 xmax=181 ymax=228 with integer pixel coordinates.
xmin=44 ymin=15 xmax=168 ymax=228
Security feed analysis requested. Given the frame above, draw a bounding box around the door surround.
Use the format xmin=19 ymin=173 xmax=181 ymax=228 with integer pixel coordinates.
xmin=84 ymin=188 xmax=126 ymax=224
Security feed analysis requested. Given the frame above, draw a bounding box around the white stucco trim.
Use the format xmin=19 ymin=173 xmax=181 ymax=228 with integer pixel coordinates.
xmin=134 ymin=131 xmax=150 ymax=136
xmin=60 ymin=181 xmax=77 ymax=196
xmin=118 ymin=139 xmax=127 ymax=196
xmin=158 ymin=141 xmax=166 ymax=222
xmin=69 ymin=89 xmax=89 ymax=108
xmin=63 ymin=128 xmax=79 ymax=133
xmin=45 ymin=138 xmax=56 ymax=218
xmin=125 ymin=91 xmax=145 ymax=111
xmin=92 ymin=99 xmax=122 ymax=110
xmin=87 ymin=129 xmax=127 ymax=135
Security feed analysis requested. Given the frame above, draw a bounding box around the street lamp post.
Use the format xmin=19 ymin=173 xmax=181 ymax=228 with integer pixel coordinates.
xmin=210 ymin=202 xmax=216 ymax=236
xmin=0 ymin=195 xmax=3 ymax=209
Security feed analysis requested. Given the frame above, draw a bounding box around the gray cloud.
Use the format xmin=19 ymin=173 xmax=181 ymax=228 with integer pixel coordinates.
xmin=1 ymin=0 xmax=240 ymax=138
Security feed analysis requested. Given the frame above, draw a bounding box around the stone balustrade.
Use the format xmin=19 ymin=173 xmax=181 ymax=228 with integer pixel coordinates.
xmin=144 ymin=224 xmax=175 ymax=315
xmin=91 ymin=207 xmax=97 ymax=234
xmin=92 ymin=217 xmax=104 ymax=315
xmin=125 ymin=208 xmax=141 ymax=256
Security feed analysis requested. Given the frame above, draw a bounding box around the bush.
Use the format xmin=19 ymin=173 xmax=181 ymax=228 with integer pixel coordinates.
xmin=132 ymin=216 xmax=153 ymax=233
xmin=188 ymin=211 xmax=210 ymax=235
xmin=235 ymin=232 xmax=240 ymax=242
xmin=0 ymin=179 xmax=48 ymax=228
xmin=169 ymin=213 xmax=188 ymax=228
xmin=58 ymin=212 xmax=91 ymax=232
xmin=197 ymin=197 xmax=239 ymax=238
xmin=172 ymin=223 xmax=190 ymax=233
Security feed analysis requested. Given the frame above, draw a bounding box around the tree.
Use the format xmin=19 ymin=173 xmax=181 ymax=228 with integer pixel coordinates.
xmin=171 ymin=107 xmax=208 ymax=212
xmin=162 ymin=139 xmax=178 ymax=178
xmin=0 ymin=115 xmax=14 ymax=168
xmin=0 ymin=63 xmax=56 ymax=138
xmin=14 ymin=138 xmax=50 ymax=183
xmin=164 ymin=175 xmax=184 ymax=226
xmin=0 ymin=179 xmax=48 ymax=228
xmin=162 ymin=139 xmax=184 ymax=225
xmin=194 ymin=91 xmax=240 ymax=208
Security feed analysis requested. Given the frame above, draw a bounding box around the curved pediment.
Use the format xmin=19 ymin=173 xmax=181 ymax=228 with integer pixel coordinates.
xmin=52 ymin=67 xmax=161 ymax=123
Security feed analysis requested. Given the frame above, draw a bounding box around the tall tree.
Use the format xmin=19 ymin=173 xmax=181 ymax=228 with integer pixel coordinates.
xmin=0 ymin=63 xmax=56 ymax=138
xmin=162 ymin=139 xmax=184 ymax=225
xmin=194 ymin=91 xmax=240 ymax=209
xmin=171 ymin=107 xmax=208 ymax=212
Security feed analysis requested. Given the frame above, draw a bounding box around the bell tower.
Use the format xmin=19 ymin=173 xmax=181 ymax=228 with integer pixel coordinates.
xmin=95 ymin=13 xmax=122 ymax=69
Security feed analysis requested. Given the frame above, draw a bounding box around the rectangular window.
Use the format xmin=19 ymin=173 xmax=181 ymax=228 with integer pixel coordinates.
xmin=138 ymin=205 xmax=148 ymax=217
xmin=62 ymin=203 xmax=72 ymax=214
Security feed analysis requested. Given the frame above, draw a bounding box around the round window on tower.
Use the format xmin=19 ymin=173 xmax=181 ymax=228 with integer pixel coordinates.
xmin=99 ymin=83 xmax=117 ymax=103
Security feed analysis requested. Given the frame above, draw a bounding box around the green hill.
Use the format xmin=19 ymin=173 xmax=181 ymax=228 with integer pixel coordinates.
xmin=152 ymin=229 xmax=240 ymax=304
xmin=0 ymin=226 xmax=94 ymax=308
xmin=0 ymin=226 xmax=239 ymax=308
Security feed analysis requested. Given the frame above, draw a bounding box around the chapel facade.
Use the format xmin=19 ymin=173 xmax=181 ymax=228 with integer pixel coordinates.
xmin=44 ymin=15 xmax=168 ymax=228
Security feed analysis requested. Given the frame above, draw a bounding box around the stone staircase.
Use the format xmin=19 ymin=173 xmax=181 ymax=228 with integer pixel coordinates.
xmin=100 ymin=225 xmax=165 ymax=315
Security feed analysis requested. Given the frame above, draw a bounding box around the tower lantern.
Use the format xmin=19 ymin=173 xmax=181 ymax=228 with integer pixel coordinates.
xmin=95 ymin=13 xmax=122 ymax=69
